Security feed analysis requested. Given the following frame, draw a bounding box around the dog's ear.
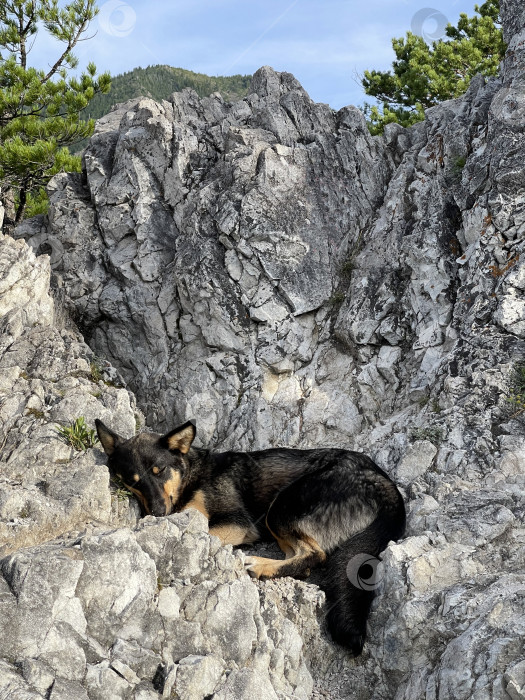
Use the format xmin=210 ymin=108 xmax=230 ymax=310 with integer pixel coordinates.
xmin=95 ymin=419 xmax=122 ymax=456
xmin=159 ymin=420 xmax=196 ymax=454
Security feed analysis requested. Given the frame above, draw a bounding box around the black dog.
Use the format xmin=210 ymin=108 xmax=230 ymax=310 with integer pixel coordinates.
xmin=96 ymin=419 xmax=405 ymax=655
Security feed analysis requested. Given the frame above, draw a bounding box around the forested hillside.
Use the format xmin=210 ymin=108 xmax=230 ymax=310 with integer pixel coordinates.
xmin=82 ymin=64 xmax=252 ymax=121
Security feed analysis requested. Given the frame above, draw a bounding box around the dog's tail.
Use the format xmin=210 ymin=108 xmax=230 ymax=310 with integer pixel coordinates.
xmin=321 ymin=490 xmax=406 ymax=656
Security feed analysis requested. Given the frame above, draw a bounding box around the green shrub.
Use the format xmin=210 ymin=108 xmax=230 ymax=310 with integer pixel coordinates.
xmin=55 ymin=416 xmax=99 ymax=451
xmin=26 ymin=407 xmax=45 ymax=419
xmin=410 ymin=426 xmax=443 ymax=445
xmin=507 ymin=363 xmax=525 ymax=414
xmin=90 ymin=359 xmax=104 ymax=383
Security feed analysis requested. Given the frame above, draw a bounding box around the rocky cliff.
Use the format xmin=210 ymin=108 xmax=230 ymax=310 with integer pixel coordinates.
xmin=2 ymin=1 xmax=525 ymax=698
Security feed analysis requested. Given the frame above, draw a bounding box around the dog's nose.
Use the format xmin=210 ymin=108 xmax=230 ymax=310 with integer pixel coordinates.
xmin=151 ymin=503 xmax=169 ymax=517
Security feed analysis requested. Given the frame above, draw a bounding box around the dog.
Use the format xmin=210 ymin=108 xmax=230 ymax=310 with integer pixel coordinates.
xmin=95 ymin=418 xmax=405 ymax=656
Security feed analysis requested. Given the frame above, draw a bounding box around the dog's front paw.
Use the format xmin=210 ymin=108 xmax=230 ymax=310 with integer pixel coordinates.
xmin=244 ymin=555 xmax=263 ymax=579
xmin=244 ymin=555 xmax=279 ymax=579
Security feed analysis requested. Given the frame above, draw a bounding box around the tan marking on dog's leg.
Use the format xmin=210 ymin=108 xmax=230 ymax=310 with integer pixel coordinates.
xmin=245 ymin=533 xmax=326 ymax=579
xmin=265 ymin=518 xmax=295 ymax=559
xmin=162 ymin=470 xmax=182 ymax=514
xmin=209 ymin=523 xmax=259 ymax=546
xmin=275 ymin=534 xmax=295 ymax=559
xmin=300 ymin=534 xmax=328 ymax=561
xmin=181 ymin=489 xmax=209 ymax=519
xmin=266 ymin=517 xmax=298 ymax=560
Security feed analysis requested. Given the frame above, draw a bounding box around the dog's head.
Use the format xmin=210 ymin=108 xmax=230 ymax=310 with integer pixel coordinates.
xmin=95 ymin=419 xmax=196 ymax=517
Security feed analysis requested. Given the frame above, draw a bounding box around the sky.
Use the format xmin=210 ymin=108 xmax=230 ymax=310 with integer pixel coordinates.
xmin=30 ymin=0 xmax=479 ymax=110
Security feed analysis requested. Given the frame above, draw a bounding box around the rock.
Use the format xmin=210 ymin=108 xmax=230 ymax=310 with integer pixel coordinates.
xmin=0 ymin=660 xmax=44 ymax=699
xmin=85 ymin=662 xmax=132 ymax=700
xmin=213 ymin=669 xmax=279 ymax=700
xmin=0 ymin=233 xmax=141 ymax=556
xmin=505 ymin=660 xmax=525 ymax=700
xmin=172 ymin=655 xmax=225 ymax=699
xmin=396 ymin=440 xmax=437 ymax=484
xmin=0 ymin=515 xmax=313 ymax=700
xmin=49 ymin=679 xmax=90 ymax=700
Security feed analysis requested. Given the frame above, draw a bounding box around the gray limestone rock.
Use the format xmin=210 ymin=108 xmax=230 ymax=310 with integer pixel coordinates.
xmin=0 ymin=234 xmax=141 ymax=557
xmin=0 ymin=514 xmax=313 ymax=700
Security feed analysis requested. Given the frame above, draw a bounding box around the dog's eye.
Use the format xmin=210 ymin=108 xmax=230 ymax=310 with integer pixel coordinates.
xmin=152 ymin=465 xmax=165 ymax=476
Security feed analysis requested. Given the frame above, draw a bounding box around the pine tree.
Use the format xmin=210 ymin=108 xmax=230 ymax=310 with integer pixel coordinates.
xmin=362 ymin=0 xmax=506 ymax=134
xmin=0 ymin=0 xmax=111 ymax=227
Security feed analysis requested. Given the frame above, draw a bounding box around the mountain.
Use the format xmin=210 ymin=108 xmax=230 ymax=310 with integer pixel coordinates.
xmin=82 ymin=64 xmax=252 ymax=122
